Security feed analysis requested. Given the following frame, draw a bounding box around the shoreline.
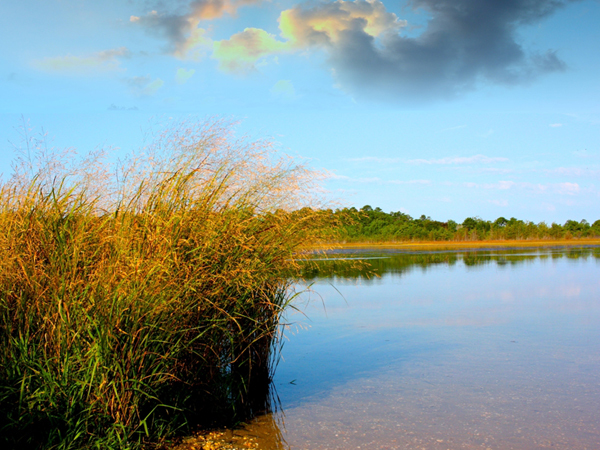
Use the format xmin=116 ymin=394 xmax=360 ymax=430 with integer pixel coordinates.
xmin=311 ymin=238 xmax=600 ymax=251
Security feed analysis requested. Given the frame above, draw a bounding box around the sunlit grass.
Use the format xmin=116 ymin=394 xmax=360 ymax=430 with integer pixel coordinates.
xmin=0 ymin=119 xmax=330 ymax=449
xmin=317 ymin=238 xmax=600 ymax=251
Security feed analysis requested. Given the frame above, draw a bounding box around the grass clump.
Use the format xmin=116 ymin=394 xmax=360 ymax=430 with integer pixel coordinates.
xmin=0 ymin=119 xmax=328 ymax=449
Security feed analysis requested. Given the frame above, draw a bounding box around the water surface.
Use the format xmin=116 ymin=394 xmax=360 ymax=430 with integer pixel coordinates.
xmin=226 ymin=247 xmax=600 ymax=449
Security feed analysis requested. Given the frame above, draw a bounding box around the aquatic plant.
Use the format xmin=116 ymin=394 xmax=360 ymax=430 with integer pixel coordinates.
xmin=0 ymin=119 xmax=328 ymax=449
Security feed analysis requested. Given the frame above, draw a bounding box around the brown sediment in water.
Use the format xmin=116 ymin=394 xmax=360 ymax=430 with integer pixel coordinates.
xmin=170 ymin=429 xmax=260 ymax=450
xmin=310 ymin=238 xmax=600 ymax=251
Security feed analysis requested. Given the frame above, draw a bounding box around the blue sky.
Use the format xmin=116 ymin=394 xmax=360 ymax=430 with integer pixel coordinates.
xmin=2 ymin=0 xmax=599 ymax=223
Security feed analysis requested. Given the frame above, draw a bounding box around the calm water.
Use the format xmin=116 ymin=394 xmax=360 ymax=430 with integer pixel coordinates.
xmin=224 ymin=247 xmax=600 ymax=449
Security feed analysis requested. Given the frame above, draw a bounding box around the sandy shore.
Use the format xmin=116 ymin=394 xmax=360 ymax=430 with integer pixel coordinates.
xmin=311 ymin=238 xmax=600 ymax=251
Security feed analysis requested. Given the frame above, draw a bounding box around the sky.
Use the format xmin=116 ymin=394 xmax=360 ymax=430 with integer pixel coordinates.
xmin=1 ymin=0 xmax=599 ymax=223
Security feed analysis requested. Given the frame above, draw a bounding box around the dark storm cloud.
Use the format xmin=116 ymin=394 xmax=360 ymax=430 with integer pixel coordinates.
xmin=130 ymin=7 xmax=198 ymax=54
xmin=328 ymin=0 xmax=578 ymax=101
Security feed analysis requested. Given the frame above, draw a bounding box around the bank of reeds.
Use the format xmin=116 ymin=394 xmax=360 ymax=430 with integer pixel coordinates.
xmin=0 ymin=120 xmax=328 ymax=449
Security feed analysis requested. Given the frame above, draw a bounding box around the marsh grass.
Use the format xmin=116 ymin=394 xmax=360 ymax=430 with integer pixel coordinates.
xmin=0 ymin=119 xmax=330 ymax=449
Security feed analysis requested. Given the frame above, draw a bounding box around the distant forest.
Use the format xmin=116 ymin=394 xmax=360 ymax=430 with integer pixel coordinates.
xmin=312 ymin=206 xmax=600 ymax=242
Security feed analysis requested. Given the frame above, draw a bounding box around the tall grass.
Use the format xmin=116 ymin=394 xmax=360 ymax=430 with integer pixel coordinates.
xmin=0 ymin=120 xmax=328 ymax=449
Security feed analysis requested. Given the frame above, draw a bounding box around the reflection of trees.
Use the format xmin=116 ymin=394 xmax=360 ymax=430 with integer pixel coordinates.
xmin=299 ymin=247 xmax=600 ymax=279
xmin=300 ymin=252 xmax=459 ymax=281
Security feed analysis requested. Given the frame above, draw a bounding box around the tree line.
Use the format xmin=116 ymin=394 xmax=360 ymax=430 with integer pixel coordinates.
xmin=309 ymin=205 xmax=600 ymax=242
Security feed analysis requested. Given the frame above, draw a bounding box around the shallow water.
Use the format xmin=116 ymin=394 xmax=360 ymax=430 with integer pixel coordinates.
xmin=224 ymin=247 xmax=600 ymax=449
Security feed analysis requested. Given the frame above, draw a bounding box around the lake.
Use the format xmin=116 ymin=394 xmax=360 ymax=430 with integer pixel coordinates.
xmin=210 ymin=246 xmax=600 ymax=449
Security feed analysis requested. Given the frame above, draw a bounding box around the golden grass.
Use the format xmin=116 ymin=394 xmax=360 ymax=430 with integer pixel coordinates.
xmin=312 ymin=238 xmax=600 ymax=251
xmin=0 ymin=119 xmax=330 ymax=449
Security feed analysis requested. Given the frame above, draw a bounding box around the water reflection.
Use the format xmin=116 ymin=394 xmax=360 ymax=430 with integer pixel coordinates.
xmin=300 ymin=246 xmax=600 ymax=285
xmin=221 ymin=247 xmax=600 ymax=449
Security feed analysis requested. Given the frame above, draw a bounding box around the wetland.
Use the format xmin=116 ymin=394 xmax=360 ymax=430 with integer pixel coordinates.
xmin=198 ymin=246 xmax=600 ymax=449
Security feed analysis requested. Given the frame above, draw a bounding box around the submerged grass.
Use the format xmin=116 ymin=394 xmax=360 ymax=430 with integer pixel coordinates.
xmin=0 ymin=120 xmax=330 ymax=449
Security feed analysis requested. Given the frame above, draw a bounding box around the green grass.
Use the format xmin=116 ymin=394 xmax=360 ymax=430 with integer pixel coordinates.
xmin=0 ymin=119 xmax=329 ymax=449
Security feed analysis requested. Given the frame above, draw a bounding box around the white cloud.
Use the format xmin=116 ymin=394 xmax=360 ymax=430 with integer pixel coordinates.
xmin=33 ymin=47 xmax=130 ymax=75
xmin=130 ymin=0 xmax=572 ymax=103
xmin=270 ymin=80 xmax=297 ymax=99
xmin=212 ymin=28 xmax=287 ymax=74
xmin=347 ymin=155 xmax=509 ymax=165
xmin=545 ymin=167 xmax=600 ymax=177
xmin=122 ymin=76 xmax=165 ymax=96
xmin=541 ymin=202 xmax=556 ymax=212
xmin=346 ymin=156 xmax=402 ymax=163
xmin=123 ymin=75 xmax=152 ymax=88
xmin=496 ymin=181 xmax=515 ymax=190
xmin=144 ymin=78 xmax=164 ymax=95
xmin=556 ymin=182 xmax=580 ymax=195
xmin=406 ymin=155 xmax=509 ymax=165
xmin=326 ymin=173 xmax=350 ymax=181
xmin=388 ymin=179 xmax=431 ymax=185
xmin=176 ymin=68 xmax=195 ymax=84
xmin=438 ymin=125 xmax=467 ymax=133
xmin=572 ymin=149 xmax=598 ymax=159
xmin=108 ymin=104 xmax=139 ymax=111
xmin=328 ymin=173 xmax=430 ymax=185
xmin=353 ymin=177 xmax=383 ymax=183
xmin=460 ymin=167 xmax=514 ymax=175
xmin=462 ymin=181 xmax=582 ymax=195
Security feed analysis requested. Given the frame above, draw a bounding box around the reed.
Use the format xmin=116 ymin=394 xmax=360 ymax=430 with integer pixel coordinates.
xmin=0 ymin=119 xmax=328 ymax=449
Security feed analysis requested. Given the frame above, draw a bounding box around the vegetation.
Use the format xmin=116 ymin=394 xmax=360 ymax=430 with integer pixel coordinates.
xmin=316 ymin=205 xmax=600 ymax=243
xmin=0 ymin=120 xmax=329 ymax=449
xmin=1 ymin=119 xmax=597 ymax=449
